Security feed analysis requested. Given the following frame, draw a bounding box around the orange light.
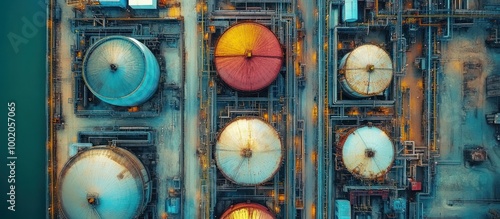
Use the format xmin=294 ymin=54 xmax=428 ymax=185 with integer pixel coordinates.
xmin=128 ymin=106 xmax=139 ymax=112
xmin=279 ymin=194 xmax=285 ymax=202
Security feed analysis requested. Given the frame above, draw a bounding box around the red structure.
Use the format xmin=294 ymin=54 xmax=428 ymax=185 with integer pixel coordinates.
xmin=220 ymin=203 xmax=275 ymax=219
xmin=215 ymin=22 xmax=283 ymax=91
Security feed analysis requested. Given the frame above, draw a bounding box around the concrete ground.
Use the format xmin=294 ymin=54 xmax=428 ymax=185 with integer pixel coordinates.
xmin=55 ymin=0 xmax=184 ymax=218
xmin=423 ymin=24 xmax=500 ymax=218
xmin=401 ymin=34 xmax=424 ymax=146
xmin=180 ymin=0 xmax=201 ymax=218
xmin=297 ymin=0 xmax=319 ymax=218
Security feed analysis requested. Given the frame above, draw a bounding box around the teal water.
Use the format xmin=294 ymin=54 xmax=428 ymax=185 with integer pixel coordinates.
xmin=0 ymin=1 xmax=47 ymax=218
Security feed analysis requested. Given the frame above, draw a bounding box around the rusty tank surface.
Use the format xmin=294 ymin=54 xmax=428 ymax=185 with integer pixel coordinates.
xmin=339 ymin=44 xmax=393 ymax=98
xmin=337 ymin=126 xmax=395 ymax=179
xmin=57 ymin=146 xmax=151 ymax=219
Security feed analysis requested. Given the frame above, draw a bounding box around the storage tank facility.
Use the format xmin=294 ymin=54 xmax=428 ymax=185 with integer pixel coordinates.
xmin=82 ymin=36 xmax=160 ymax=107
xmin=339 ymin=44 xmax=393 ymax=98
xmin=215 ymin=117 xmax=283 ymax=185
xmin=57 ymin=146 xmax=151 ymax=219
xmin=220 ymin=203 xmax=275 ymax=219
xmin=343 ymin=0 xmax=358 ymax=22
xmin=338 ymin=126 xmax=395 ymax=179
xmin=214 ymin=22 xmax=283 ymax=91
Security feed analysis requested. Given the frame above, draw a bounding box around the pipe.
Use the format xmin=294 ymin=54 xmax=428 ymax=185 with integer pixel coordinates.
xmin=416 ymin=0 xmax=435 ymax=217
xmin=317 ymin=0 xmax=325 ymax=217
xmin=284 ymin=16 xmax=297 ymax=219
xmin=419 ymin=18 xmax=442 ymax=27
xmin=442 ymin=0 xmax=452 ymax=39
xmin=212 ymin=10 xmax=276 ymax=16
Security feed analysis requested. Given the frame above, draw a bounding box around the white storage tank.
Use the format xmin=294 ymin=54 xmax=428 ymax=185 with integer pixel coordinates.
xmin=57 ymin=146 xmax=151 ymax=219
xmin=343 ymin=0 xmax=358 ymax=22
xmin=338 ymin=126 xmax=395 ymax=179
xmin=82 ymin=36 xmax=160 ymax=107
xmin=97 ymin=0 xmax=127 ymax=8
xmin=339 ymin=44 xmax=393 ymax=98
xmin=129 ymin=0 xmax=158 ymax=9
xmin=215 ymin=117 xmax=283 ymax=185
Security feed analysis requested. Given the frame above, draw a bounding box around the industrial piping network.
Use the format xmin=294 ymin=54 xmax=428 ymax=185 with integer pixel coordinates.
xmin=317 ymin=0 xmax=325 ymax=218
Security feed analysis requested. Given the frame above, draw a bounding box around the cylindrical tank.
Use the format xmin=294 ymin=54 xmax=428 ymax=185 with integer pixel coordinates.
xmin=339 ymin=44 xmax=393 ymax=98
xmin=83 ymin=36 xmax=160 ymax=107
xmin=58 ymin=146 xmax=151 ymax=219
xmin=343 ymin=0 xmax=358 ymax=22
xmin=221 ymin=203 xmax=275 ymax=219
xmin=329 ymin=7 xmax=339 ymax=29
xmin=214 ymin=22 xmax=283 ymax=91
xmin=338 ymin=126 xmax=394 ymax=179
xmin=215 ymin=117 xmax=283 ymax=185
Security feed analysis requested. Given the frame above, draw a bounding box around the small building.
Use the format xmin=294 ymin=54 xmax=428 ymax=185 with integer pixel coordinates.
xmin=129 ymin=0 xmax=158 ymax=9
xmin=97 ymin=0 xmax=127 ymax=8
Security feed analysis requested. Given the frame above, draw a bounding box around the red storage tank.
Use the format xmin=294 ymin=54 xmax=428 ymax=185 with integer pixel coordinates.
xmin=214 ymin=22 xmax=283 ymax=91
xmin=220 ymin=203 xmax=275 ymax=219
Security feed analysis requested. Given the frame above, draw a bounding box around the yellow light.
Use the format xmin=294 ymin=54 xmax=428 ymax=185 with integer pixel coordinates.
xmin=275 ymin=206 xmax=281 ymax=213
xmin=167 ymin=7 xmax=181 ymax=18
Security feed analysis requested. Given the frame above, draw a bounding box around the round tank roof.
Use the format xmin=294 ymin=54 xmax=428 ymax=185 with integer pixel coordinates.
xmin=341 ymin=126 xmax=394 ymax=179
xmin=216 ymin=117 xmax=283 ymax=185
xmin=221 ymin=203 xmax=275 ymax=219
xmin=214 ymin=22 xmax=283 ymax=91
xmin=58 ymin=146 xmax=150 ymax=219
xmin=83 ymin=36 xmax=160 ymax=107
xmin=340 ymin=44 xmax=393 ymax=97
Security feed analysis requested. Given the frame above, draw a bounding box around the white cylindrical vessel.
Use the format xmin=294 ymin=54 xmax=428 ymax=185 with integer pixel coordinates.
xmin=58 ymin=146 xmax=151 ymax=219
xmin=339 ymin=44 xmax=393 ymax=98
xmin=215 ymin=117 xmax=283 ymax=185
xmin=339 ymin=126 xmax=395 ymax=179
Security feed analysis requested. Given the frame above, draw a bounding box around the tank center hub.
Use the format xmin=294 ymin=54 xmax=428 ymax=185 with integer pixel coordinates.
xmin=365 ymin=149 xmax=375 ymax=158
xmin=110 ymin=64 xmax=118 ymax=72
xmin=245 ymin=50 xmax=253 ymax=58
xmin=366 ymin=64 xmax=375 ymax=72
xmin=241 ymin=148 xmax=253 ymax=158
xmin=86 ymin=195 xmax=98 ymax=206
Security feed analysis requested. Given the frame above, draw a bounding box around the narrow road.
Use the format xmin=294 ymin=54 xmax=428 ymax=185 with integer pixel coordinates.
xmin=298 ymin=0 xmax=319 ymax=217
xmin=181 ymin=1 xmax=201 ymax=218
